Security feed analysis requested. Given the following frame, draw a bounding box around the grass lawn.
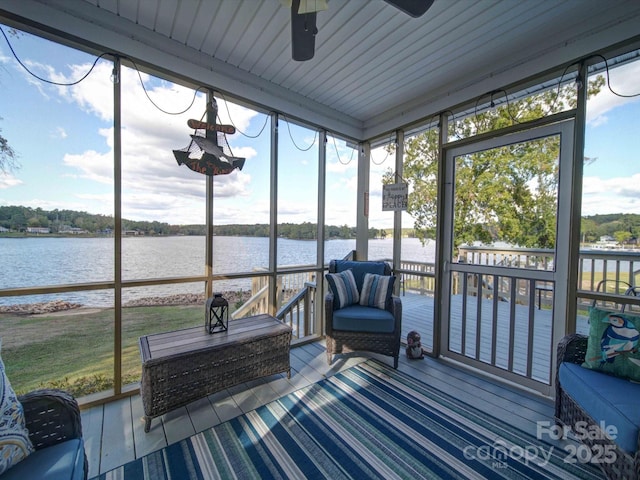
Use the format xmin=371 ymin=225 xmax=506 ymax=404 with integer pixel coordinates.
xmin=1 ymin=304 xmax=203 ymax=396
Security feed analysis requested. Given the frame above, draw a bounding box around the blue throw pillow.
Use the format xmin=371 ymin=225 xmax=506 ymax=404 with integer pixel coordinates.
xmin=359 ymin=273 xmax=395 ymax=310
xmin=326 ymin=269 xmax=360 ymax=309
xmin=582 ymin=307 xmax=640 ymax=382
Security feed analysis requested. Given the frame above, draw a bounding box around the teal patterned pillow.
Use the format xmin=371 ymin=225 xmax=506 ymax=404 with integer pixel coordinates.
xmin=0 ymin=341 xmax=34 ymax=475
xmin=326 ymin=269 xmax=360 ymax=309
xmin=359 ymin=273 xmax=395 ymax=310
xmin=582 ymin=307 xmax=640 ymax=382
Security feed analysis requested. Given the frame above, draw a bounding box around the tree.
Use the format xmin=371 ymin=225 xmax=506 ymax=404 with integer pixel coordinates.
xmin=581 ymin=218 xmax=599 ymax=243
xmin=0 ymin=30 xmax=21 ymax=174
xmin=613 ymin=230 xmax=632 ymax=245
xmin=0 ymin=122 xmax=19 ymax=174
xmin=387 ymin=76 xmax=604 ymax=251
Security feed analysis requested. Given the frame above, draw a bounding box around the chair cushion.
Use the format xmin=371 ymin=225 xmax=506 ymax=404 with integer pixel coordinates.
xmin=326 ymin=269 xmax=360 ymax=309
xmin=0 ymin=342 xmax=34 ymax=475
xmin=360 ymin=273 xmax=395 ymax=310
xmin=581 ymin=307 xmax=640 ymax=382
xmin=333 ymin=260 xmax=388 ymax=292
xmin=1 ymin=438 xmax=85 ymax=480
xmin=332 ymin=305 xmax=395 ymax=333
xmin=559 ymin=362 xmax=640 ymax=454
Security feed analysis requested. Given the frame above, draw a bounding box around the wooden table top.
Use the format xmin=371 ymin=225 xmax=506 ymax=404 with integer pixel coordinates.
xmin=139 ymin=314 xmax=291 ymax=363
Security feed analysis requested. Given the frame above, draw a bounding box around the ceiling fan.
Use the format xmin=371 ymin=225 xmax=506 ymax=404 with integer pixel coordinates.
xmin=284 ymin=0 xmax=435 ymax=61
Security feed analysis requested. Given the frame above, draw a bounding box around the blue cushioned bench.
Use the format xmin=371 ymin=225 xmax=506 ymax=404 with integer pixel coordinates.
xmin=556 ymin=334 xmax=640 ymax=479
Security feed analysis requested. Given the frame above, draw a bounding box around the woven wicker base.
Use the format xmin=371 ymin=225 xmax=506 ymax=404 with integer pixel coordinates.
xmin=326 ymin=331 xmax=399 ymax=368
xmin=139 ymin=315 xmax=291 ymax=432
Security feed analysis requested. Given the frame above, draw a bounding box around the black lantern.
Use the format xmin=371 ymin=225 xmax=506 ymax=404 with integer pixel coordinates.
xmin=206 ymin=293 xmax=228 ymax=334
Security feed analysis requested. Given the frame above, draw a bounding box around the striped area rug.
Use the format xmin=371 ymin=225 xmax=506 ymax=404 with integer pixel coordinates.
xmin=93 ymin=361 xmax=602 ymax=479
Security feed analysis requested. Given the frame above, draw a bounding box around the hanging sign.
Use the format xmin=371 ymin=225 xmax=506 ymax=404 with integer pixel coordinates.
xmin=382 ymin=182 xmax=408 ymax=211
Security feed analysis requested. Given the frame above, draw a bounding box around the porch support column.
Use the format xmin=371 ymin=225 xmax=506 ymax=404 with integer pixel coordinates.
xmin=269 ymin=112 xmax=279 ymax=315
xmin=356 ymin=142 xmax=370 ymax=260
xmin=204 ymin=90 xmax=215 ymax=299
xmin=392 ymin=130 xmax=403 ymax=293
xmin=564 ymin=61 xmax=588 ymax=335
xmin=113 ymin=55 xmax=122 ymax=395
xmin=317 ymin=130 xmax=327 ymax=335
xmin=433 ymin=112 xmax=448 ymax=358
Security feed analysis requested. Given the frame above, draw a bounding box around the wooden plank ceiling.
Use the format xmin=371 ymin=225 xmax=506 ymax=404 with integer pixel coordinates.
xmin=2 ymin=0 xmax=640 ymax=140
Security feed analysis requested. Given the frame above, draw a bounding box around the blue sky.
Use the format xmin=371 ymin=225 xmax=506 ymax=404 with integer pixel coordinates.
xmin=1 ymin=25 xmax=639 ymax=228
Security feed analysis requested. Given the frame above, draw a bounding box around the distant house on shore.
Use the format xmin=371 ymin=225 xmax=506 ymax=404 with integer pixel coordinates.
xmin=60 ymin=226 xmax=87 ymax=234
xmin=0 ymin=226 xmax=9 ymax=233
xmin=26 ymin=227 xmax=50 ymax=234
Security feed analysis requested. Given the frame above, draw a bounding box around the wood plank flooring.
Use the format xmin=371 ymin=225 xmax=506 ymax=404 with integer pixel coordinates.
xmin=80 ymin=339 xmax=559 ymax=478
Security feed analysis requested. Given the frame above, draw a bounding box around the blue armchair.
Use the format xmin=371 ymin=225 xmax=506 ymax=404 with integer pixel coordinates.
xmin=3 ymin=389 xmax=87 ymax=480
xmin=325 ymin=260 xmax=402 ymax=368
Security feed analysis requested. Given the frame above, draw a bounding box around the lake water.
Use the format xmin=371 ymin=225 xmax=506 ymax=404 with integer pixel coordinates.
xmin=0 ymin=236 xmax=435 ymax=307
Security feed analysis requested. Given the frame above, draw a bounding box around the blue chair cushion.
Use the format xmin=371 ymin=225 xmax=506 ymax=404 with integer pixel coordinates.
xmin=1 ymin=438 xmax=85 ymax=480
xmin=559 ymin=362 xmax=640 ymax=454
xmin=333 ymin=260 xmax=387 ymax=292
xmin=332 ymin=305 xmax=395 ymax=333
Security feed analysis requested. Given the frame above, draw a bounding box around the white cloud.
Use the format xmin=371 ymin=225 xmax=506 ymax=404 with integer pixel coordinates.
xmin=63 ymin=148 xmax=113 ymax=184
xmin=582 ymin=174 xmax=640 ymax=215
xmin=52 ymin=126 xmax=68 ymax=139
xmin=44 ymin=61 xmax=261 ymax=223
xmin=0 ymin=173 xmax=23 ymax=189
xmin=587 ymin=61 xmax=640 ymax=125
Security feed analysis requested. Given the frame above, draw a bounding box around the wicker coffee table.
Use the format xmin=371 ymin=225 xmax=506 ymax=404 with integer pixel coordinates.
xmin=139 ymin=314 xmax=292 ymax=432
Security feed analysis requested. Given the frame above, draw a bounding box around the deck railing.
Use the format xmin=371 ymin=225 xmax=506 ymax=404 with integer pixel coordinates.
xmin=275 ymin=281 xmax=316 ymax=339
xmin=233 ymin=267 xmax=317 ymax=339
xmin=444 ymin=246 xmax=640 ymax=390
xmin=236 ymin=248 xmax=640 ymax=357
xmin=458 ymin=245 xmax=640 ymax=311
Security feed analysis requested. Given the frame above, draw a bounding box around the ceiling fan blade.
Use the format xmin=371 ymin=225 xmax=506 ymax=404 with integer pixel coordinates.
xmin=291 ymin=0 xmax=317 ymax=61
xmin=383 ymin=0 xmax=435 ymax=18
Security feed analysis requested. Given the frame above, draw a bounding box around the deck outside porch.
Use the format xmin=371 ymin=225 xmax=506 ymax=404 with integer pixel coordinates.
xmin=81 ymin=264 xmax=621 ymax=477
xmin=80 ymin=338 xmax=560 ymax=478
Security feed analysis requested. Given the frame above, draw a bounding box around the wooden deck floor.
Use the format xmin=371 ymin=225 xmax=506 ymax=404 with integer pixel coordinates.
xmin=399 ymin=291 xmax=590 ymax=349
xmin=81 ymin=338 xmax=560 ymax=478
xmin=400 ymin=291 xmax=591 ymax=384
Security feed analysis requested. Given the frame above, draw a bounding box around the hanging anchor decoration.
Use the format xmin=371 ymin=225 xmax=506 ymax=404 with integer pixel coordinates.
xmin=173 ymin=98 xmax=245 ymax=176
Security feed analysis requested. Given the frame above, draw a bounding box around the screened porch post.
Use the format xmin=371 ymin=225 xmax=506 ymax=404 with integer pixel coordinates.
xmin=392 ymin=130 xmax=403 ymax=293
xmin=204 ymin=90 xmax=215 ymax=299
xmin=356 ymin=142 xmax=370 ymax=260
xmin=269 ymin=112 xmax=279 ymax=316
xmin=317 ymin=130 xmax=327 ymax=336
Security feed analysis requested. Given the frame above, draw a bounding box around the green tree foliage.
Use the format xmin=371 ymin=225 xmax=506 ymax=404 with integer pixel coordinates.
xmin=583 ymin=213 xmax=640 ymax=244
xmin=388 ymin=76 xmax=605 ymax=251
xmin=0 ymin=122 xmax=19 ymax=174
xmin=0 ymin=205 xmax=366 ymax=239
xmin=613 ymin=230 xmax=632 ymax=244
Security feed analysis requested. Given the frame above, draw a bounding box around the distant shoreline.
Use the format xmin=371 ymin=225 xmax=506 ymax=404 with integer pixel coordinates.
xmin=0 ymin=291 xmax=252 ymax=315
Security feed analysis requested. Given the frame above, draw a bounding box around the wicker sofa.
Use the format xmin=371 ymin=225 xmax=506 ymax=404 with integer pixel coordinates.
xmin=555 ymin=334 xmax=640 ymax=480
xmin=325 ymin=260 xmax=402 ymax=368
xmin=2 ymin=389 xmax=87 ymax=480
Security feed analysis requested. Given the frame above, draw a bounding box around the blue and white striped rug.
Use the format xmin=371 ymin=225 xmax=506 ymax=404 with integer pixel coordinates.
xmin=94 ymin=360 xmax=602 ymax=479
